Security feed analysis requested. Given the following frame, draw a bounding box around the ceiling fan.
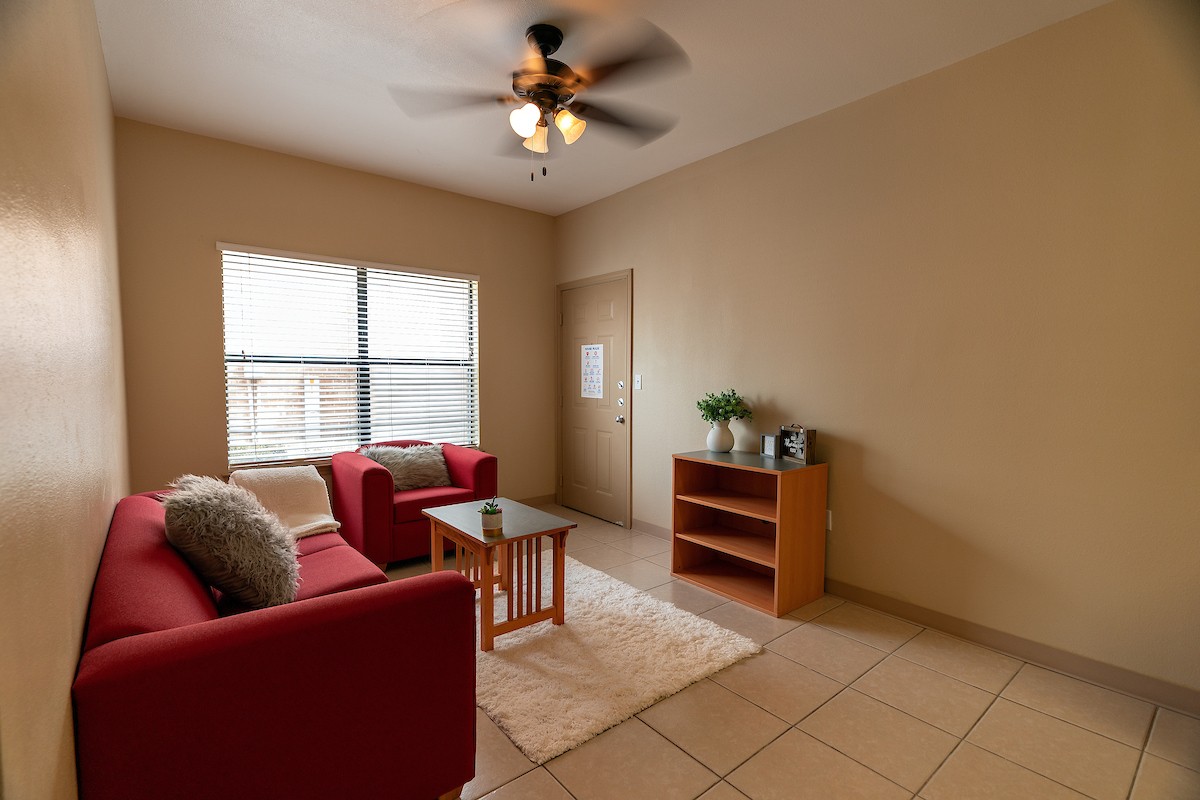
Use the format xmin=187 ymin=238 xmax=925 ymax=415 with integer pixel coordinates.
xmin=390 ymin=17 xmax=688 ymax=162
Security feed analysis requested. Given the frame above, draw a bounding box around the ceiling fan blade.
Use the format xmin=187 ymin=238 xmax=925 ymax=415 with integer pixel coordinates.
xmin=570 ymin=100 xmax=677 ymax=146
xmin=574 ymin=20 xmax=689 ymax=90
xmin=388 ymin=85 xmax=514 ymax=118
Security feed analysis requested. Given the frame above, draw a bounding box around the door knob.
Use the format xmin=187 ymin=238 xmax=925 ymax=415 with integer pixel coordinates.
xmin=615 ymin=415 xmax=626 ymax=423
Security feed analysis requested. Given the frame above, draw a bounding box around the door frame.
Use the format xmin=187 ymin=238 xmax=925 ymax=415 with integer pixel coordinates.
xmin=555 ymin=269 xmax=633 ymax=528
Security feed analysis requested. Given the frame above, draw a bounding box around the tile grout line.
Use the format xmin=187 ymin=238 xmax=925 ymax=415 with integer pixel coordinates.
xmin=791 ymin=634 xmax=1003 ymax=798
xmin=685 ymin=641 xmax=911 ymax=794
xmin=634 ymin=681 xmax=795 ymax=795
xmin=910 ymin=664 xmax=1022 ymax=799
xmin=996 ymin=693 xmax=1156 ymax=752
xmin=1126 ymin=752 xmax=1145 ymax=800
xmin=545 ymin=765 xmax=579 ymax=800
xmin=941 ymin=667 xmax=1113 ymax=800
xmin=1124 ymin=706 xmax=1161 ymax=800
xmin=768 ymin=635 xmax=932 ymax=799
xmin=784 ymin=719 xmax=919 ymax=797
xmin=624 ymin=715 xmax=724 ymax=800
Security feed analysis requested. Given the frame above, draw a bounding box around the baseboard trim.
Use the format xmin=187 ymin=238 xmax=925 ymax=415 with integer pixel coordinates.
xmin=518 ymin=494 xmax=557 ymax=507
xmin=825 ymin=579 xmax=1200 ymax=717
xmin=632 ymin=518 xmax=671 ymax=540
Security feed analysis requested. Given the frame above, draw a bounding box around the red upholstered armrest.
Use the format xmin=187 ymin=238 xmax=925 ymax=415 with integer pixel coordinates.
xmin=442 ymin=444 xmax=498 ymax=499
xmin=73 ymin=572 xmax=476 ymax=800
xmin=330 ymin=450 xmax=395 ymax=560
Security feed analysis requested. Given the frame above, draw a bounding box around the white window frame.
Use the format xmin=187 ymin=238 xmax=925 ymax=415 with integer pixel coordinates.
xmin=219 ymin=243 xmax=480 ymax=468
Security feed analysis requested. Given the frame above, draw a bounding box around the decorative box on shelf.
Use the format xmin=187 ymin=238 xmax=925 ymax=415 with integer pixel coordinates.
xmin=780 ymin=424 xmax=816 ymax=465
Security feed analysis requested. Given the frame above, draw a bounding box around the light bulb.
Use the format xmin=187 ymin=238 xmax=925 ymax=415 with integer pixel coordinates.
xmin=554 ymin=108 xmax=586 ymax=145
xmin=508 ymin=103 xmax=540 ymax=138
xmin=522 ymin=123 xmax=549 ymax=154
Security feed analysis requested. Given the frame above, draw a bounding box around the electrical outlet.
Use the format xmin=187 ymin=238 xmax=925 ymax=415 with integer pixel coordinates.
xmin=826 ymin=510 xmax=833 ymax=531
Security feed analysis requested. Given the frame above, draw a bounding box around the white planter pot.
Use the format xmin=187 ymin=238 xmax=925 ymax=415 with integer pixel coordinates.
xmin=481 ymin=512 xmax=503 ymax=533
xmin=707 ymin=420 xmax=734 ymax=453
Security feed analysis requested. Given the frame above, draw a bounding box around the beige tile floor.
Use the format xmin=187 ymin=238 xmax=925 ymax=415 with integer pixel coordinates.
xmin=387 ymin=506 xmax=1200 ymax=800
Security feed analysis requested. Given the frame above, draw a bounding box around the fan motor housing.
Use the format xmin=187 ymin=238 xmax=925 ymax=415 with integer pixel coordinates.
xmin=512 ymin=58 xmax=582 ymax=110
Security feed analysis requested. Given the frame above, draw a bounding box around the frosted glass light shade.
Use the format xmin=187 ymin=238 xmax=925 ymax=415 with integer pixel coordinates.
xmin=522 ymin=123 xmax=549 ymax=153
xmin=509 ymin=103 xmax=540 ymax=138
xmin=554 ymin=109 xmax=586 ymax=144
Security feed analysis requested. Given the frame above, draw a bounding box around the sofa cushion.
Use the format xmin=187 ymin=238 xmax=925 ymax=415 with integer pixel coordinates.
xmin=361 ymin=444 xmax=452 ymax=491
xmin=216 ymin=539 xmax=386 ymax=614
xmin=163 ymin=475 xmax=299 ymax=609
xmin=392 ymin=485 xmax=475 ymax=524
xmin=84 ymin=495 xmax=220 ymax=653
xmin=296 ymin=532 xmax=350 ymax=557
xmin=295 ymin=544 xmax=388 ymax=600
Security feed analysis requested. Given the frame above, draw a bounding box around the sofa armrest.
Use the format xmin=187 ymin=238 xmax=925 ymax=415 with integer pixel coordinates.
xmin=73 ymin=572 xmax=476 ymax=800
xmin=331 ymin=450 xmax=395 ymax=563
xmin=442 ymin=445 xmax=498 ymax=499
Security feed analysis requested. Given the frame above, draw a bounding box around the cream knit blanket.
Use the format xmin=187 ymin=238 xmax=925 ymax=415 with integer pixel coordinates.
xmin=229 ymin=465 xmax=341 ymax=540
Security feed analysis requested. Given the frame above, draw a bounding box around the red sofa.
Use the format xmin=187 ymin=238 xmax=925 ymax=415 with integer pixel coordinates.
xmin=331 ymin=440 xmax=498 ymax=565
xmin=72 ymin=493 xmax=476 ymax=800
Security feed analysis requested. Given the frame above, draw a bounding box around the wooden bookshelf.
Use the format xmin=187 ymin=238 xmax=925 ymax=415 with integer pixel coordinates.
xmin=671 ymin=451 xmax=828 ymax=617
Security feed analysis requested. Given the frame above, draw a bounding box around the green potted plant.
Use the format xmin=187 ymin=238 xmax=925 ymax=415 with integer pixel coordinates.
xmin=696 ymin=389 xmax=753 ymax=453
xmin=479 ymin=496 xmax=503 ymax=534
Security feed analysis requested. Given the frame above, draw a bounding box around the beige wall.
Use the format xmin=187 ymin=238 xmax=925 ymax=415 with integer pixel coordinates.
xmin=557 ymin=0 xmax=1200 ymax=697
xmin=0 ymin=0 xmax=129 ymax=797
xmin=115 ymin=120 xmax=557 ymax=499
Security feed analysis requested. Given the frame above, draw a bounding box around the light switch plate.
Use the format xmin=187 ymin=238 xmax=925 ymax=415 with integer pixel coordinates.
xmin=634 ymin=374 xmax=642 ymax=390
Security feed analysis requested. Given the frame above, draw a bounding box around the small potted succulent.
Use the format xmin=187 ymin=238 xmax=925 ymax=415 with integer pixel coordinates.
xmin=479 ymin=497 xmax=503 ymax=534
xmin=696 ymin=389 xmax=753 ymax=453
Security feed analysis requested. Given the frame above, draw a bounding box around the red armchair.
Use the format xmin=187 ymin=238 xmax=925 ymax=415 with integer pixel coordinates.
xmin=332 ymin=440 xmax=498 ymax=565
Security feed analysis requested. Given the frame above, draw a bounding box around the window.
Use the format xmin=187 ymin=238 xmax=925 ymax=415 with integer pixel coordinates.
xmin=220 ymin=245 xmax=479 ymax=467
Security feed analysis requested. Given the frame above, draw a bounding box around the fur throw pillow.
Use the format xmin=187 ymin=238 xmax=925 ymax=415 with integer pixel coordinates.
xmin=360 ymin=444 xmax=452 ymax=491
xmin=163 ymin=475 xmax=300 ymax=609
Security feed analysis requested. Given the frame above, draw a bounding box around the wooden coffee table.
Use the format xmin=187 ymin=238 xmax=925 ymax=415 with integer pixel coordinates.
xmin=425 ymin=498 xmax=576 ymax=651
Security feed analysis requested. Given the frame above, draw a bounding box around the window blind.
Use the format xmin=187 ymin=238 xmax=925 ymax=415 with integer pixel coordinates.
xmin=221 ymin=247 xmax=479 ymax=467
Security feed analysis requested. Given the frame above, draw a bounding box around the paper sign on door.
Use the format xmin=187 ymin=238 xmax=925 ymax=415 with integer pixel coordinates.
xmin=581 ymin=344 xmax=603 ymax=399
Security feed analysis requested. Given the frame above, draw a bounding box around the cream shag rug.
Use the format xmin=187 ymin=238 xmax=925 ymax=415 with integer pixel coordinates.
xmin=474 ymin=556 xmax=760 ymax=764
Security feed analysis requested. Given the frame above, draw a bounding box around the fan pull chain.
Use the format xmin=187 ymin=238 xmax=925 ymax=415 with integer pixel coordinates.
xmin=529 ymin=150 xmax=549 ymax=181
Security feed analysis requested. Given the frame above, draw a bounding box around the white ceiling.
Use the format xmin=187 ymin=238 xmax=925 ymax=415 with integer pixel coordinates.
xmin=94 ymin=0 xmax=1110 ymax=216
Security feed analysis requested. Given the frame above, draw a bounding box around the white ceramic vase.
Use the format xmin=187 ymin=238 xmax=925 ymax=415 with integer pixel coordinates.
xmin=707 ymin=420 xmax=734 ymax=453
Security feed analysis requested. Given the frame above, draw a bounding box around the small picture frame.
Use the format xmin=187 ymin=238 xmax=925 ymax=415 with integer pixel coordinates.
xmin=760 ymin=433 xmax=781 ymax=458
xmin=780 ymin=424 xmax=816 ymax=465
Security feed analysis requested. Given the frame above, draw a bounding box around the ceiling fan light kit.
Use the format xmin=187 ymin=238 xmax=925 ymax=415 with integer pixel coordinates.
xmin=523 ymin=122 xmax=549 ymax=154
xmin=554 ymin=109 xmax=586 ymax=145
xmin=509 ymin=102 xmax=541 ymax=138
xmin=510 ymin=100 xmax=585 ymax=148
